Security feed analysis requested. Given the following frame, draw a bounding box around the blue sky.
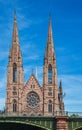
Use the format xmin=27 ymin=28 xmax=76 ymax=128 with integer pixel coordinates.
xmin=0 ymin=0 xmax=82 ymax=113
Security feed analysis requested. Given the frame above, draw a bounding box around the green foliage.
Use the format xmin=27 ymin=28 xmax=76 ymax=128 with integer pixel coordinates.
xmin=70 ymin=114 xmax=79 ymax=118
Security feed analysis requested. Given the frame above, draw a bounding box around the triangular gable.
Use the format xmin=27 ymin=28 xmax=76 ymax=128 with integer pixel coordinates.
xmin=24 ymin=73 xmax=41 ymax=90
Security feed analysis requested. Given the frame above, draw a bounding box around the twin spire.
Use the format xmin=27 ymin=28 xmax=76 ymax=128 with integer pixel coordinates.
xmin=12 ymin=12 xmax=54 ymax=58
xmin=12 ymin=12 xmax=19 ymax=45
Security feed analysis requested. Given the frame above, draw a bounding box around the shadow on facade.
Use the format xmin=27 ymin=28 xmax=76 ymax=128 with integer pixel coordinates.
xmin=75 ymin=128 xmax=82 ymax=130
xmin=0 ymin=122 xmax=46 ymax=130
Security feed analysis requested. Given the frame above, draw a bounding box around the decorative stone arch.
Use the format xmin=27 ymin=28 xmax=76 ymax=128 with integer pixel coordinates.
xmin=27 ymin=91 xmax=40 ymax=108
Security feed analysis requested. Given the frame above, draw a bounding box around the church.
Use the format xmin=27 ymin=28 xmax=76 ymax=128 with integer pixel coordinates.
xmin=6 ymin=13 xmax=64 ymax=116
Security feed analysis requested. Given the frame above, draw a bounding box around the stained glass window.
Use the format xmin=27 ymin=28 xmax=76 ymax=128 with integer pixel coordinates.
xmin=48 ymin=100 xmax=52 ymax=113
xmin=13 ymin=63 xmax=17 ymax=82
xmin=13 ymin=99 xmax=17 ymax=112
xmin=48 ymin=64 xmax=52 ymax=84
xmin=27 ymin=92 xmax=39 ymax=108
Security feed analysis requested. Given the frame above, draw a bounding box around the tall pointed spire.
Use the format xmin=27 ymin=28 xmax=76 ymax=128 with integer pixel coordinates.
xmin=43 ymin=16 xmax=59 ymax=116
xmin=45 ymin=16 xmax=55 ymax=58
xmin=12 ymin=11 xmax=19 ymax=45
xmin=6 ymin=12 xmax=24 ymax=114
xmin=48 ymin=16 xmax=53 ymax=43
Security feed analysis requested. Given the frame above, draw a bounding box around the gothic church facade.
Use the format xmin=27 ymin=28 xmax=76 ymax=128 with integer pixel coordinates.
xmin=6 ymin=13 xmax=64 ymax=116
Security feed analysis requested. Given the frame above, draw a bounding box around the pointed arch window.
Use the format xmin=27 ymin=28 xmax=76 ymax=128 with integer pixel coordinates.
xmin=48 ymin=64 xmax=52 ymax=84
xmin=13 ymin=99 xmax=17 ymax=112
xmin=48 ymin=100 xmax=52 ymax=113
xmin=13 ymin=63 xmax=17 ymax=82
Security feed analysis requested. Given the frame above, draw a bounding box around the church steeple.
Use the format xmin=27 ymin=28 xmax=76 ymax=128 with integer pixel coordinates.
xmin=43 ymin=17 xmax=59 ymax=116
xmin=45 ymin=17 xmax=55 ymax=59
xmin=9 ymin=12 xmax=22 ymax=62
xmin=12 ymin=11 xmax=19 ymax=44
xmin=6 ymin=12 xmax=24 ymax=115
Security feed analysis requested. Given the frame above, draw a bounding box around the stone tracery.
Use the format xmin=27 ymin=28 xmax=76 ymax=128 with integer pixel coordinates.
xmin=27 ymin=91 xmax=40 ymax=108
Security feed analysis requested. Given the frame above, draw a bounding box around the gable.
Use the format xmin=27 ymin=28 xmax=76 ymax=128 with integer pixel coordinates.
xmin=23 ymin=74 xmax=42 ymax=96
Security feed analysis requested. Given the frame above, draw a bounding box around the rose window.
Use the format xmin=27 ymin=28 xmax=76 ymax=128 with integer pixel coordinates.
xmin=27 ymin=92 xmax=39 ymax=108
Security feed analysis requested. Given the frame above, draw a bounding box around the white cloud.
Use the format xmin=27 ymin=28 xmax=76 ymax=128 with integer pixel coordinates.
xmin=27 ymin=55 xmax=39 ymax=60
xmin=15 ymin=9 xmax=44 ymax=31
xmin=65 ymin=99 xmax=82 ymax=105
xmin=58 ymin=75 xmax=82 ymax=112
xmin=23 ymin=55 xmax=39 ymax=61
xmin=24 ymin=65 xmax=34 ymax=74
xmin=17 ymin=14 xmax=30 ymax=30
xmin=22 ymin=43 xmax=37 ymax=55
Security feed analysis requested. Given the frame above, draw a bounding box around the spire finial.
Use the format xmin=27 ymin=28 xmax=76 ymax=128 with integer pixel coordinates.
xmin=14 ymin=9 xmax=16 ymax=21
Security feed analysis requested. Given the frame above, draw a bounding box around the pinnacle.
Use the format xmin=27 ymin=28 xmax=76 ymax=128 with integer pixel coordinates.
xmin=60 ymin=80 xmax=62 ymax=87
xmin=59 ymin=80 xmax=62 ymax=93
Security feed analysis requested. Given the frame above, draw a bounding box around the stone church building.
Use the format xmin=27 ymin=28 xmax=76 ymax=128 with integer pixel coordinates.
xmin=6 ymin=13 xmax=64 ymax=116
